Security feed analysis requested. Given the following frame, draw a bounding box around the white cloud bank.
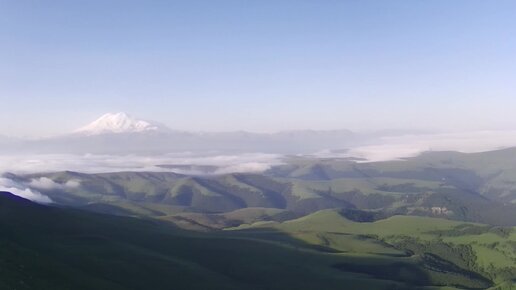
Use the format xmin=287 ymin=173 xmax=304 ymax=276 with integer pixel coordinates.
xmin=0 ymin=152 xmax=283 ymax=202
xmin=345 ymin=130 xmax=516 ymax=162
xmin=1 ymin=130 xmax=516 ymax=175
xmin=0 ymin=177 xmax=53 ymax=204
xmin=0 ymin=152 xmax=284 ymax=175
xmin=29 ymin=177 xmax=81 ymax=190
xmin=2 ymin=130 xmax=516 ymax=203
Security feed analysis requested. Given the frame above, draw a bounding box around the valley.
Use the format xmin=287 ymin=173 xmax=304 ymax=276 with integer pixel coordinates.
xmin=2 ymin=148 xmax=516 ymax=289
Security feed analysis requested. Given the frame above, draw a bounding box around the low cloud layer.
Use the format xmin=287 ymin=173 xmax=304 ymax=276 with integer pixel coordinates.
xmin=0 ymin=152 xmax=284 ymax=175
xmin=1 ymin=129 xmax=516 ymax=203
xmin=0 ymin=152 xmax=284 ymax=202
xmin=1 ymin=130 xmax=516 ymax=176
xmin=29 ymin=177 xmax=81 ymax=190
xmin=0 ymin=177 xmax=53 ymax=204
xmin=345 ymin=130 xmax=516 ymax=162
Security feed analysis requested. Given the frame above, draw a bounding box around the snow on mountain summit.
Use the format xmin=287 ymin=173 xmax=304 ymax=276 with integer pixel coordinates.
xmin=74 ymin=112 xmax=169 ymax=135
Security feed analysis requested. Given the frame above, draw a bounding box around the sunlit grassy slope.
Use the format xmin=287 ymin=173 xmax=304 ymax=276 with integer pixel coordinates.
xmin=234 ymin=210 xmax=516 ymax=288
xmin=6 ymin=148 xmax=516 ymax=289
xmin=1 ymin=191 xmax=477 ymax=290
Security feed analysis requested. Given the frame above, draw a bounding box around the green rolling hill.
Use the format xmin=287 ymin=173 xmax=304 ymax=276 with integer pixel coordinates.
xmin=233 ymin=209 xmax=516 ymax=289
xmin=12 ymin=148 xmax=516 ymax=227
xmin=0 ymin=191 xmax=489 ymax=290
xmin=3 ymin=148 xmax=516 ymax=288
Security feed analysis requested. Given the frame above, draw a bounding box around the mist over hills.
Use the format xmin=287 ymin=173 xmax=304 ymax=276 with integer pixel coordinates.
xmin=4 ymin=147 xmax=516 ymax=227
xmin=2 ymin=117 xmax=516 ymax=289
xmin=2 ymin=165 xmax=515 ymax=289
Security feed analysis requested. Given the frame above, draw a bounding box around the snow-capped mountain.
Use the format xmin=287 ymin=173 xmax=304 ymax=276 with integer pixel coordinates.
xmin=74 ymin=112 xmax=170 ymax=135
xmin=0 ymin=112 xmax=367 ymax=154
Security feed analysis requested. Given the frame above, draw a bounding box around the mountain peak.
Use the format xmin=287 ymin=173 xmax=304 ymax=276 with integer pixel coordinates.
xmin=74 ymin=112 xmax=169 ymax=135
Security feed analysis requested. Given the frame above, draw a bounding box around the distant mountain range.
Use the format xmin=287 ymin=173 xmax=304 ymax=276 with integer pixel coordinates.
xmin=0 ymin=112 xmax=374 ymax=154
xmin=4 ymin=113 xmax=516 ymax=160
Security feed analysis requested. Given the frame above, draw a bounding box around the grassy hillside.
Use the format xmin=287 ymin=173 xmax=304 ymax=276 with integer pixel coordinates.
xmin=15 ymin=154 xmax=516 ymax=227
xmin=4 ymin=148 xmax=516 ymax=289
xmin=234 ymin=209 xmax=516 ymax=288
xmin=275 ymin=148 xmax=516 ymax=204
xmin=1 ymin=191 xmax=479 ymax=290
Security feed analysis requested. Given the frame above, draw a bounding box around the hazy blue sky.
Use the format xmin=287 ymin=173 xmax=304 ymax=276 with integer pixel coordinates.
xmin=1 ymin=0 xmax=515 ymax=136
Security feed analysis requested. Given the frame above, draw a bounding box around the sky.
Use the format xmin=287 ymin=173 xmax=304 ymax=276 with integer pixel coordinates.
xmin=1 ymin=0 xmax=515 ymax=137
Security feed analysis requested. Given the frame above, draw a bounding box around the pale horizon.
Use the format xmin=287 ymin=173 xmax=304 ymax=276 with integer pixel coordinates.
xmin=1 ymin=1 xmax=515 ymax=136
xmin=3 ymin=110 xmax=516 ymax=139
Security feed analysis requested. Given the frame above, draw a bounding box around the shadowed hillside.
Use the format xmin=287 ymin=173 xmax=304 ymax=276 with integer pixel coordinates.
xmin=1 ymin=191 xmax=481 ymax=290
